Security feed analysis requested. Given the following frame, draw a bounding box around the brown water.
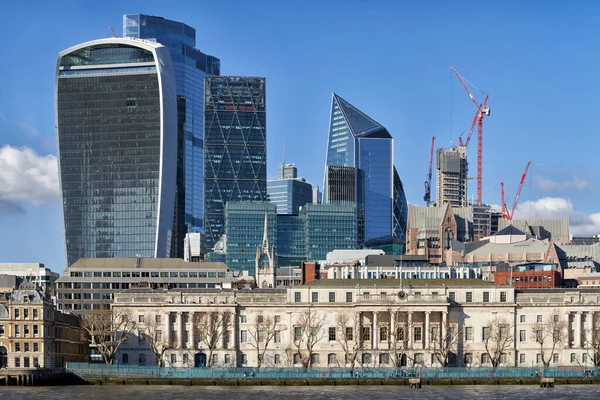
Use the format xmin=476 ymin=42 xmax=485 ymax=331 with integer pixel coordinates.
xmin=1 ymin=385 xmax=600 ymax=399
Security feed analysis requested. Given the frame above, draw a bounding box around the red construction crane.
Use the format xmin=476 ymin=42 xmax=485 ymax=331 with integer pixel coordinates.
xmin=423 ymin=136 xmax=435 ymax=205
xmin=110 ymin=26 xmax=119 ymax=38
xmin=500 ymin=161 xmax=532 ymax=220
xmin=451 ymin=67 xmax=490 ymax=206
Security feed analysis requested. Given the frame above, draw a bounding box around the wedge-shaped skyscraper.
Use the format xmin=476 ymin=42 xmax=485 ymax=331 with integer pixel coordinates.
xmin=55 ymin=38 xmax=177 ymax=266
xmin=324 ymin=94 xmax=407 ymax=246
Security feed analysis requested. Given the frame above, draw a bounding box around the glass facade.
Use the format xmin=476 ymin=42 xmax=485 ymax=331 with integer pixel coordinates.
xmin=323 ymin=94 xmax=407 ymax=247
xmin=277 ymin=215 xmax=306 ymax=266
xmin=267 ymin=178 xmax=313 ymax=215
xmin=225 ymin=202 xmax=276 ymax=276
xmin=55 ymin=39 xmax=177 ymax=267
xmin=204 ymin=77 xmax=267 ymax=250
xmin=124 ymin=14 xmax=220 ymax=258
xmin=300 ymin=203 xmax=358 ymax=261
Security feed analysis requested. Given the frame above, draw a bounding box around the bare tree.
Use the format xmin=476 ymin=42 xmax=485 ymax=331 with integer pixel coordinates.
xmin=386 ymin=309 xmax=410 ymax=367
xmin=293 ymin=307 xmax=327 ymax=367
xmin=430 ymin=318 xmax=461 ymax=367
xmin=143 ymin=313 xmax=172 ymax=366
xmin=335 ymin=313 xmax=363 ymax=369
xmin=246 ymin=314 xmax=287 ymax=368
xmin=81 ymin=309 xmax=136 ymax=364
xmin=482 ymin=317 xmax=513 ymax=368
xmin=532 ymin=310 xmax=567 ymax=367
xmin=582 ymin=315 xmax=600 ymax=367
xmin=193 ymin=311 xmax=232 ymax=367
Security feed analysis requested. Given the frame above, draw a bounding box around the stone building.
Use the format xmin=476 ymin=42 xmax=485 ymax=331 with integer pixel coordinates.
xmin=111 ymin=280 xmax=600 ymax=369
xmin=0 ymin=281 xmax=86 ymax=368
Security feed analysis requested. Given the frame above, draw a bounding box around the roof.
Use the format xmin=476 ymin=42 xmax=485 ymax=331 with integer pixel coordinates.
xmin=494 ymin=225 xmax=527 ymax=236
xmin=365 ymin=254 xmax=429 ymax=267
xmin=66 ymin=258 xmax=230 ymax=271
xmin=302 ymin=278 xmax=498 ymax=289
xmin=333 ymin=94 xmax=391 ymax=139
xmin=498 ymin=218 xmax=570 ymax=243
xmin=408 ymin=204 xmax=473 ymax=240
xmin=466 ymin=238 xmax=548 ymax=256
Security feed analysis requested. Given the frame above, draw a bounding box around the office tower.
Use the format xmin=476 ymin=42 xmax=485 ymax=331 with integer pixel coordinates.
xmin=123 ymin=14 xmax=221 ymax=258
xmin=278 ymin=163 xmax=297 ymax=179
xmin=55 ymin=38 xmax=177 ymax=266
xmin=436 ymin=146 xmax=468 ymax=208
xmin=267 ymin=163 xmax=314 ymax=215
xmin=301 ymin=203 xmax=358 ymax=261
xmin=276 ymin=215 xmax=305 ymax=266
xmin=204 ymin=77 xmax=267 ymax=250
xmin=225 ymin=202 xmax=276 ymax=276
xmin=323 ymin=94 xmax=407 ymax=246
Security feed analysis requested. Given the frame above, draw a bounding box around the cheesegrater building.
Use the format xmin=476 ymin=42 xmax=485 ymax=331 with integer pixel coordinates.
xmin=55 ymin=38 xmax=177 ymax=267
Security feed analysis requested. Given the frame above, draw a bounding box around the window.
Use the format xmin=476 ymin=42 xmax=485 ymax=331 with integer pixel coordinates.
xmin=156 ymin=330 xmax=162 ymax=342
xmin=537 ymin=315 xmax=542 ymax=323
xmin=0 ymin=325 xmax=4 ymax=336
xmin=15 ymin=309 xmax=20 ymax=318
xmin=212 ymin=354 xmax=218 ymax=365
xmin=499 ymin=353 xmax=507 ymax=364
xmin=346 ymin=292 xmax=353 ymax=303
xmin=466 ymin=292 xmax=473 ymax=303
xmin=583 ymin=354 xmax=588 ymax=363
xmin=520 ymin=330 xmax=526 ymax=342
xmin=224 ymin=354 xmax=231 ymax=365
xmin=33 ymin=357 xmax=39 ymax=367
xmin=170 ymin=354 xmax=176 ymax=364
xmin=397 ymin=327 xmax=405 ymax=341
xmin=483 ymin=292 xmax=490 ymax=302
xmin=122 ymin=354 xmax=129 ymax=364
xmin=294 ymin=292 xmax=301 ymax=303
xmin=257 ymin=315 xmax=264 ymax=323
xmin=482 ymin=327 xmax=490 ymax=341
xmin=310 ymin=353 xmax=319 ymax=365
xmin=520 ymin=353 xmax=526 ymax=364
xmin=24 ymin=343 xmax=30 ymax=352
xmin=15 ymin=343 xmax=21 ymax=352
xmin=481 ymin=353 xmax=490 ymax=364
xmin=274 ymin=330 xmax=281 ymax=343
xmin=294 ymin=327 xmax=302 ymax=341
xmin=273 ymin=354 xmax=280 ymax=365
xmin=155 ymin=315 xmax=162 ymax=324
xmin=553 ymin=353 xmax=559 ymax=364
xmin=329 ymin=327 xmax=336 ymax=341
xmin=240 ymin=330 xmax=247 ymax=343
xmin=293 ymin=353 xmax=300 ymax=365
xmin=362 ymin=327 xmax=371 ymax=341
xmin=33 ymin=343 xmax=39 ymax=352
xmin=553 ymin=314 xmax=559 ymax=323
xmin=500 ymin=292 xmax=507 ymax=302
xmin=536 ymin=353 xmax=542 ymax=364
xmin=520 ymin=315 xmax=526 ymax=323
xmin=138 ymin=331 xmax=145 ymax=343
xmin=274 ymin=315 xmax=281 ymax=323
xmin=414 ymin=326 xmax=422 ymax=342
xmin=33 ymin=309 xmax=38 ymax=319
xmin=414 ymin=353 xmax=424 ymax=364
xmin=379 ymin=353 xmax=389 ymax=365
xmin=242 ymin=354 xmax=248 ymax=365
xmin=328 ymin=353 xmax=336 ymax=365
xmin=312 ymin=292 xmax=319 ymax=303
xmin=464 ymin=353 xmax=473 ymax=364
xmin=24 ymin=325 xmax=30 ymax=336
xmin=346 ymin=327 xmax=353 ymax=341
xmin=465 ymin=327 xmax=473 ymax=341
xmin=362 ymin=353 xmax=371 ymax=365
xmin=329 ymin=292 xmax=336 ymax=303
xmin=449 ymin=292 xmax=456 ymax=302
xmin=240 ymin=315 xmax=247 ymax=323
xmin=138 ymin=315 xmax=144 ymax=323
xmin=24 ymin=309 xmax=29 ymax=319
xmin=14 ymin=357 xmax=20 ymax=368
xmin=571 ymin=353 xmax=576 ymax=363
xmin=380 ymin=326 xmax=388 ymax=342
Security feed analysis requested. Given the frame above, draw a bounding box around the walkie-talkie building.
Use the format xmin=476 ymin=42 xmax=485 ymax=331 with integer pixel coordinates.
xmin=55 ymin=38 xmax=177 ymax=267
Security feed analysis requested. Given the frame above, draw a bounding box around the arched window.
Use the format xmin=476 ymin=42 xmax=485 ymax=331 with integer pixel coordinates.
xmin=464 ymin=352 xmax=473 ymax=365
xmin=310 ymin=353 xmax=319 ymax=366
xmin=379 ymin=353 xmax=389 ymax=365
xmin=328 ymin=353 xmax=336 ymax=365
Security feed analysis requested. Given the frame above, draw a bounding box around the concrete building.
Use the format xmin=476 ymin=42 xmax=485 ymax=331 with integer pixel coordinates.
xmin=498 ymin=218 xmax=570 ymax=244
xmin=0 ymin=263 xmax=59 ymax=292
xmin=0 ymin=281 xmax=86 ymax=368
xmin=111 ymin=280 xmax=600 ymax=368
xmin=184 ymin=233 xmax=202 ymax=263
xmin=436 ymin=146 xmax=468 ymax=208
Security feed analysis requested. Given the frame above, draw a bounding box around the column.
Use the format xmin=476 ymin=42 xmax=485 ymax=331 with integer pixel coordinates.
xmin=358 ymin=312 xmax=363 ymax=347
xmin=373 ymin=312 xmax=378 ymax=350
xmin=575 ymin=312 xmax=582 ymax=348
xmin=189 ymin=312 xmax=196 ymax=350
xmin=407 ymin=312 xmax=413 ymax=349
xmin=390 ymin=311 xmax=397 ymax=344
xmin=221 ymin=313 xmax=228 ymax=349
xmin=442 ymin=311 xmax=448 ymax=344
xmin=232 ymin=311 xmax=238 ymax=351
xmin=176 ymin=312 xmax=183 ymax=349
xmin=165 ymin=312 xmax=171 ymax=345
xmin=424 ymin=312 xmax=431 ymax=350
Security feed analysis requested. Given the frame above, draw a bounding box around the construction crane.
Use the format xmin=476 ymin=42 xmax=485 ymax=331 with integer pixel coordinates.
xmin=451 ymin=67 xmax=490 ymax=206
xmin=110 ymin=26 xmax=119 ymax=38
xmin=500 ymin=161 xmax=532 ymax=220
xmin=423 ymin=136 xmax=435 ymax=205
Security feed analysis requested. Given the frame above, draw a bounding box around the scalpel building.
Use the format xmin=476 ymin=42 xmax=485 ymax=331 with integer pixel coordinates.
xmin=55 ymin=38 xmax=177 ymax=267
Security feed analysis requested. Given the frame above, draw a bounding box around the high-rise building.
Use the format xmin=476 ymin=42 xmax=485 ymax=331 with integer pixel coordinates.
xmin=55 ymin=38 xmax=177 ymax=267
xmin=204 ymin=77 xmax=267 ymax=250
xmin=276 ymin=215 xmax=305 ymax=266
xmin=278 ymin=163 xmax=297 ymax=179
xmin=267 ymin=163 xmax=314 ymax=215
xmin=323 ymin=94 xmax=407 ymax=246
xmin=436 ymin=146 xmax=468 ymax=208
xmin=301 ymin=203 xmax=358 ymax=261
xmin=123 ymin=14 xmax=220 ymax=258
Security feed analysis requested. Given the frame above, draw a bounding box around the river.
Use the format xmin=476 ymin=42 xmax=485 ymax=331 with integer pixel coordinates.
xmin=1 ymin=385 xmax=600 ymax=399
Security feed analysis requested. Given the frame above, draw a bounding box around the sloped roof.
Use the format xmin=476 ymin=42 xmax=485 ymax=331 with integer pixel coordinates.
xmin=494 ymin=225 xmax=527 ymax=236
xmin=498 ymin=218 xmax=570 ymax=243
xmin=467 ymin=238 xmax=548 ymax=256
xmin=333 ymin=94 xmax=391 ymax=138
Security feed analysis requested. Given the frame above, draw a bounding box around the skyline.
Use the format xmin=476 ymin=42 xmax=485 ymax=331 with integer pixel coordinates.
xmin=1 ymin=0 xmax=599 ymax=272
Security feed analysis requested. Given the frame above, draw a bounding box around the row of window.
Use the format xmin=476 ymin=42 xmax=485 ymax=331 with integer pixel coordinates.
xmin=0 ymin=324 xmax=40 ymax=337
xmin=293 ymin=291 xmax=510 ymax=304
xmin=68 ymin=271 xmax=227 ymax=278
xmin=58 ymin=282 xmax=221 ymax=291
xmin=294 ymin=292 xmax=353 ymax=303
xmin=12 ymin=342 xmax=40 ymax=352
xmin=12 ymin=357 xmax=40 ymax=368
xmin=12 ymin=308 xmax=40 ymax=319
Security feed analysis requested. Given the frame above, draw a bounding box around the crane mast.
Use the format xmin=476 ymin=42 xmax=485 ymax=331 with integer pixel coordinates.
xmin=500 ymin=161 xmax=531 ymax=220
xmin=423 ymin=136 xmax=435 ymax=206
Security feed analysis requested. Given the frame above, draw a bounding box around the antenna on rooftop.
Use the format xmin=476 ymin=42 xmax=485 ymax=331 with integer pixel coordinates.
xmin=283 ymin=138 xmax=286 ymax=165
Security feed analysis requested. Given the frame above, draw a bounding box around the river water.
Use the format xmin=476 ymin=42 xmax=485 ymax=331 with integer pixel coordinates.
xmin=1 ymin=385 xmax=600 ymax=399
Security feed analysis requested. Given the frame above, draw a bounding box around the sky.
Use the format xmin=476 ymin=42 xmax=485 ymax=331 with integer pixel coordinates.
xmin=1 ymin=0 xmax=599 ymax=273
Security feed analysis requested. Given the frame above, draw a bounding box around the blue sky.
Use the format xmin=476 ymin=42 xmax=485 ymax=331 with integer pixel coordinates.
xmin=1 ymin=0 xmax=598 ymax=273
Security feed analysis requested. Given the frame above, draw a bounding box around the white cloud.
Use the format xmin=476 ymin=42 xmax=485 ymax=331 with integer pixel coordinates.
xmin=513 ymin=197 xmax=600 ymax=236
xmin=0 ymin=145 xmax=59 ymax=206
xmin=536 ymin=176 xmax=591 ymax=192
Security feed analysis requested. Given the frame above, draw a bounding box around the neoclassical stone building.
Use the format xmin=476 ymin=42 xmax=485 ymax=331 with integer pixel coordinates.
xmin=112 ymin=280 xmax=600 ymax=368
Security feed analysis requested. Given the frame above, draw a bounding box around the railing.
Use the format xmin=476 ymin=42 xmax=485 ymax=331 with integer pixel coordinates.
xmin=65 ymin=363 xmax=598 ymax=380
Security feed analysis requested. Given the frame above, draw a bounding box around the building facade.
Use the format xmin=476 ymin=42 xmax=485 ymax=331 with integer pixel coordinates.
xmin=0 ymin=282 xmax=86 ymax=368
xmin=204 ymin=76 xmax=267 ymax=251
xmin=436 ymin=146 xmax=468 ymax=208
xmin=55 ymin=38 xmax=177 ymax=266
xmin=111 ymin=280 xmax=600 ymax=369
xmin=267 ymin=176 xmax=314 ymax=215
xmin=123 ymin=14 xmax=220 ymax=258
xmin=323 ymin=94 xmax=407 ymax=246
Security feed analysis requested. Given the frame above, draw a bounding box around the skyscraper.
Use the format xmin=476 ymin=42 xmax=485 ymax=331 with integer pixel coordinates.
xmin=267 ymin=163 xmax=314 ymax=215
xmin=55 ymin=38 xmax=177 ymax=266
xmin=323 ymin=94 xmax=407 ymax=246
xmin=123 ymin=14 xmax=220 ymax=257
xmin=436 ymin=146 xmax=468 ymax=208
xmin=204 ymin=76 xmax=267 ymax=250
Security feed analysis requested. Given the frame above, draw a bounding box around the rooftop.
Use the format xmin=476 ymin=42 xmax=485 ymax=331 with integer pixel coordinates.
xmin=301 ymin=278 xmax=499 ymax=289
xmin=66 ymin=258 xmax=230 ymax=271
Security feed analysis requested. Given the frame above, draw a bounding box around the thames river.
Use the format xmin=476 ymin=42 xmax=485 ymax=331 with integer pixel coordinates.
xmin=1 ymin=385 xmax=600 ymax=399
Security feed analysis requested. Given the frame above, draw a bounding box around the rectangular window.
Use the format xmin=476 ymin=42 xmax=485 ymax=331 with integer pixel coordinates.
xmin=499 ymin=353 xmax=507 ymax=364
xmin=0 ymin=325 xmax=4 ymax=336
xmin=274 ymin=330 xmax=281 ymax=343
xmin=242 ymin=354 xmax=248 ymax=365
xmin=15 ymin=309 xmax=20 ymax=318
xmin=520 ymin=315 xmax=526 ymax=323
xmin=571 ymin=353 xmax=576 ymax=363
xmin=138 ymin=315 xmax=144 ymax=323
xmin=481 ymin=353 xmax=489 ymax=364
xmin=414 ymin=326 xmax=422 ymax=342
xmin=380 ymin=326 xmax=388 ymax=341
xmin=171 ymin=354 xmax=177 ymax=364
xmin=33 ymin=357 xmax=39 ymax=367
xmin=294 ymin=292 xmax=301 ymax=303
xmin=500 ymin=292 xmax=507 ymax=302
xmin=346 ymin=327 xmax=353 ymax=341
xmin=583 ymin=354 xmax=588 ymax=363
xmin=240 ymin=330 xmax=247 ymax=343
xmin=15 ymin=343 xmax=21 ymax=352
xmin=346 ymin=292 xmax=353 ymax=303
xmin=482 ymin=327 xmax=490 ymax=341
xmin=520 ymin=353 xmax=526 ymax=364
xmin=257 ymin=315 xmax=264 ymax=323
xmin=24 ymin=325 xmax=30 ymax=336
xmin=24 ymin=343 xmax=30 ymax=352
xmin=536 ymin=354 xmax=542 ymax=363
xmin=14 ymin=357 xmax=20 ymax=368
xmin=483 ymin=292 xmax=490 ymax=302
xmin=520 ymin=330 xmax=526 ymax=342
xmin=362 ymin=327 xmax=371 ymax=341
xmin=240 ymin=315 xmax=247 ymax=323
xmin=553 ymin=353 xmax=559 ymax=364
xmin=329 ymin=327 xmax=336 ymax=341
xmin=329 ymin=292 xmax=336 ymax=303
xmin=466 ymin=292 xmax=473 ymax=303
xmin=312 ymin=292 xmax=319 ymax=303
xmin=537 ymin=315 xmax=543 ymax=323
xmin=33 ymin=343 xmax=39 ymax=352
xmin=24 ymin=309 xmax=29 ymax=319
xmin=294 ymin=327 xmax=302 ymax=341
xmin=449 ymin=292 xmax=456 ymax=302
xmin=465 ymin=327 xmax=473 ymax=341
xmin=33 ymin=309 xmax=38 ymax=319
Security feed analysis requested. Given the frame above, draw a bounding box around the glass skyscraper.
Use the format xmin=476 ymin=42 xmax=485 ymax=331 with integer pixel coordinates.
xmin=301 ymin=203 xmax=358 ymax=261
xmin=204 ymin=77 xmax=267 ymax=250
xmin=123 ymin=14 xmax=220 ymax=258
xmin=55 ymin=38 xmax=177 ymax=267
xmin=267 ymin=164 xmax=314 ymax=215
xmin=323 ymin=94 xmax=407 ymax=246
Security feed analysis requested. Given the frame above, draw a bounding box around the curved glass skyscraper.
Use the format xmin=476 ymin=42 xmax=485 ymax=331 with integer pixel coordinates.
xmin=55 ymin=38 xmax=177 ymax=267
xmin=324 ymin=94 xmax=407 ymax=247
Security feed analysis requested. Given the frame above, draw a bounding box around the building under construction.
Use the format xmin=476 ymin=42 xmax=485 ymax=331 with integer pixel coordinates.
xmin=436 ymin=146 xmax=468 ymax=208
